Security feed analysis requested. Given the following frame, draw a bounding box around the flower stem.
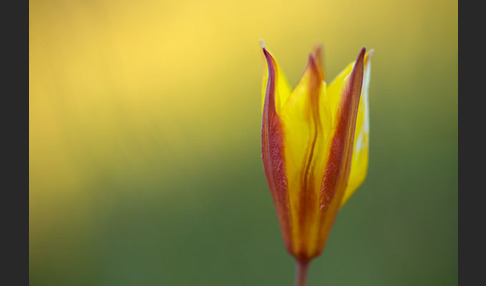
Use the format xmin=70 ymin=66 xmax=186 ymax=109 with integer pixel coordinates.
xmin=295 ymin=259 xmax=310 ymax=286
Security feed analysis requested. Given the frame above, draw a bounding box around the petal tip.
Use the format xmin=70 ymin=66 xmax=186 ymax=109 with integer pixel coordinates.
xmin=262 ymin=47 xmax=274 ymax=67
xmin=308 ymin=52 xmax=325 ymax=81
xmin=364 ymin=49 xmax=374 ymax=66
xmin=312 ymin=44 xmax=323 ymax=56
xmin=308 ymin=53 xmax=318 ymax=68
xmin=260 ymin=39 xmax=266 ymax=49
xmin=357 ymin=47 xmax=366 ymax=62
xmin=352 ymin=48 xmax=366 ymax=75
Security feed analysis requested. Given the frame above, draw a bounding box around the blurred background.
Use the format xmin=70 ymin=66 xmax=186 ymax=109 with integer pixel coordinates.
xmin=29 ymin=0 xmax=457 ymax=285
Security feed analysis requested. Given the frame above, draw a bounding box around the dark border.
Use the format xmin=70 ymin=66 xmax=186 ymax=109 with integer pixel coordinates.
xmin=2 ymin=0 xmax=29 ymax=284
xmin=458 ymin=1 xmax=476 ymax=285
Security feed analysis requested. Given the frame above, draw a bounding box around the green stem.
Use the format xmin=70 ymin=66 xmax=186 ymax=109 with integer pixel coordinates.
xmin=295 ymin=259 xmax=310 ymax=286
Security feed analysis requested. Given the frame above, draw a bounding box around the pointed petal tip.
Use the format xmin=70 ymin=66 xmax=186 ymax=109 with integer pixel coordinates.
xmin=262 ymin=45 xmax=274 ymax=64
xmin=260 ymin=41 xmax=271 ymax=60
xmin=311 ymin=44 xmax=325 ymax=81
xmin=357 ymin=47 xmax=366 ymax=61
xmin=352 ymin=48 xmax=366 ymax=73
xmin=308 ymin=53 xmax=318 ymax=67
xmin=260 ymin=39 xmax=266 ymax=50
xmin=307 ymin=53 xmax=322 ymax=76
xmin=364 ymin=49 xmax=374 ymax=65
xmin=262 ymin=48 xmax=275 ymax=69
xmin=313 ymin=43 xmax=323 ymax=54
xmin=307 ymin=51 xmax=326 ymax=81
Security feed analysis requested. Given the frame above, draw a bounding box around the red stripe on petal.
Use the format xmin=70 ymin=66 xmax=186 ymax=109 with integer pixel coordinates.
xmin=261 ymin=48 xmax=294 ymax=254
xmin=315 ymin=48 xmax=366 ymax=255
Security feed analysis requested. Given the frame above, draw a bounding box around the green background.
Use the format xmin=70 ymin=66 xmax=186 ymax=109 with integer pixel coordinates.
xmin=30 ymin=0 xmax=457 ymax=285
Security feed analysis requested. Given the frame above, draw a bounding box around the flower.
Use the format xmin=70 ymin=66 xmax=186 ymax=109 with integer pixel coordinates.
xmin=261 ymin=44 xmax=373 ymax=267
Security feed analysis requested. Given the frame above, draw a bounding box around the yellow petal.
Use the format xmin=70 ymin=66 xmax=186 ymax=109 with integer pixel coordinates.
xmin=324 ymin=61 xmax=354 ymax=130
xmin=279 ymin=54 xmax=328 ymax=258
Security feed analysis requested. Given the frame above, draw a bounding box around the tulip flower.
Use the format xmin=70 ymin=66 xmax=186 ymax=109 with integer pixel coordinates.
xmin=260 ymin=44 xmax=373 ymax=286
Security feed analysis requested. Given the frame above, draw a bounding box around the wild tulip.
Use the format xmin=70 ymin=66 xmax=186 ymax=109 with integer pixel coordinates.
xmin=260 ymin=43 xmax=373 ymax=286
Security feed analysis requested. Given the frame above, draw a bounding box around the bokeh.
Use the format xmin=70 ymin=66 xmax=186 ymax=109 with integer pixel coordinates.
xmin=30 ymin=0 xmax=457 ymax=285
